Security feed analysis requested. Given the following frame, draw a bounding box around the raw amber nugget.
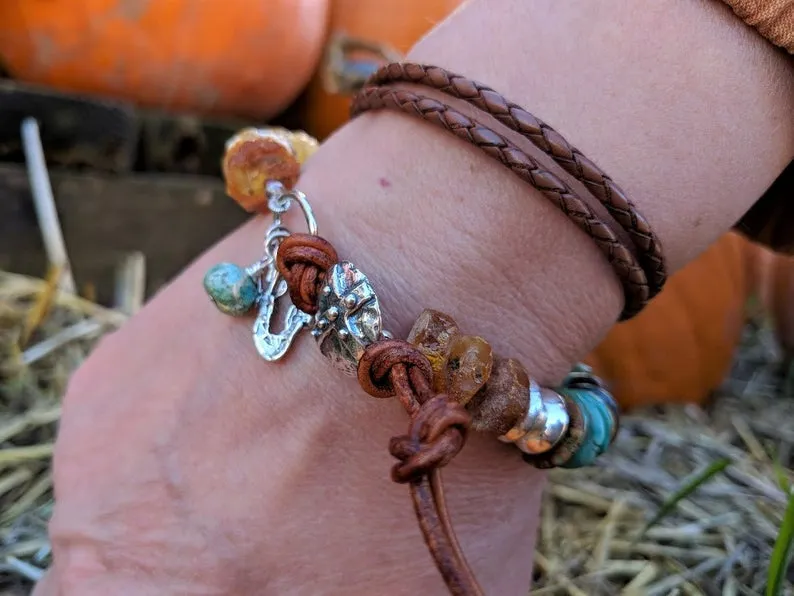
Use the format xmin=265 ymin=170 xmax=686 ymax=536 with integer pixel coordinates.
xmin=467 ymin=358 xmax=530 ymax=435
xmin=222 ymin=127 xmax=318 ymax=213
xmin=407 ymin=309 xmax=460 ymax=393
xmin=444 ymin=334 xmax=493 ymax=405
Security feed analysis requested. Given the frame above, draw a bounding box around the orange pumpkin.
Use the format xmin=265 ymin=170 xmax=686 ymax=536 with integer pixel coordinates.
xmin=0 ymin=0 xmax=329 ymax=120
xmin=302 ymin=0 xmax=464 ymax=140
xmin=585 ymin=232 xmax=751 ymax=410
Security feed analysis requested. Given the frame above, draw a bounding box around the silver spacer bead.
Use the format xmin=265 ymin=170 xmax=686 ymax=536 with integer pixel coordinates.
xmin=314 ymin=261 xmax=382 ymax=376
xmin=499 ymin=379 xmax=570 ymax=455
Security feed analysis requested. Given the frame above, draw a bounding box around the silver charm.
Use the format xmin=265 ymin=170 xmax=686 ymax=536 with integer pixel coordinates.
xmin=247 ymin=186 xmax=318 ymax=362
xmin=499 ymin=379 xmax=570 ymax=455
xmin=313 ymin=261 xmax=382 ymax=375
xmin=252 ymin=264 xmax=312 ymax=362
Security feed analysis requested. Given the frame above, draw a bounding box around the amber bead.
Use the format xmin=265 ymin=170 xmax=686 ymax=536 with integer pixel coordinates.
xmin=283 ymin=128 xmax=320 ymax=164
xmin=407 ymin=309 xmax=461 ymax=393
xmin=222 ymin=128 xmax=301 ymax=213
xmin=467 ymin=357 xmax=530 ymax=435
xmin=445 ymin=334 xmax=493 ymax=405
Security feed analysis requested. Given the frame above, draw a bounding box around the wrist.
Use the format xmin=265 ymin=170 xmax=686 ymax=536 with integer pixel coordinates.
xmin=156 ymin=106 xmax=618 ymax=595
xmin=299 ymin=112 xmax=622 ymax=384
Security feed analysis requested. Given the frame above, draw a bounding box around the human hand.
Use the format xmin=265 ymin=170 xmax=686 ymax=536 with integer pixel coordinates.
xmin=34 ymin=0 xmax=791 ymax=592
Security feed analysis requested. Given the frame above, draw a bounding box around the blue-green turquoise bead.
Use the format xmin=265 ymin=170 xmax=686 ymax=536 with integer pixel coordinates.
xmin=203 ymin=263 xmax=258 ymax=316
xmin=560 ymin=388 xmax=616 ymax=469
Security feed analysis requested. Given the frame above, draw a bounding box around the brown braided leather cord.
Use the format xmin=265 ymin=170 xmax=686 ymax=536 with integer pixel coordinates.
xmin=276 ymin=237 xmax=484 ymax=595
xmin=350 ymin=85 xmax=650 ymax=320
xmin=359 ymin=62 xmax=667 ymax=299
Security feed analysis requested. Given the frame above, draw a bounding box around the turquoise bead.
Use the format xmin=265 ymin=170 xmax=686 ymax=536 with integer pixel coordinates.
xmin=203 ymin=263 xmax=258 ymax=316
xmin=560 ymin=388 xmax=616 ymax=469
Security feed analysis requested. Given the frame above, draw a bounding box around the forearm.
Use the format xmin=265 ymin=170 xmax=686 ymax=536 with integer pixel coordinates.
xmin=298 ymin=0 xmax=793 ymax=380
xmin=43 ymin=1 xmax=793 ymax=595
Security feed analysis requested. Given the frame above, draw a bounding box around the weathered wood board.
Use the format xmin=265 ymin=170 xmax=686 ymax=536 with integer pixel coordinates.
xmin=0 ymin=80 xmax=140 ymax=172
xmin=0 ymin=164 xmax=248 ymax=305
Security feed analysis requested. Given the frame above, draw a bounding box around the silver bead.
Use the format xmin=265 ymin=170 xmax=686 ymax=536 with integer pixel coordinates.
xmin=322 ymin=285 xmax=332 ymax=296
xmin=499 ymin=379 xmax=570 ymax=455
xmin=314 ymin=261 xmax=382 ymax=375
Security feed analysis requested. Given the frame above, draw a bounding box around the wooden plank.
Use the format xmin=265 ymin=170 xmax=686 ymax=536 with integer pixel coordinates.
xmin=137 ymin=110 xmax=254 ymax=178
xmin=0 ymin=80 xmax=267 ymax=177
xmin=0 ymin=164 xmax=248 ymax=305
xmin=0 ymin=77 xmax=317 ymax=178
xmin=0 ymin=80 xmax=139 ymax=172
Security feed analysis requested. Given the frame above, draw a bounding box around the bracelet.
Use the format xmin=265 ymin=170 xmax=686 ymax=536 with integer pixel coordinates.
xmin=350 ymin=70 xmax=667 ymax=320
xmin=358 ymin=63 xmax=667 ymax=299
xmin=203 ymin=126 xmax=621 ymax=595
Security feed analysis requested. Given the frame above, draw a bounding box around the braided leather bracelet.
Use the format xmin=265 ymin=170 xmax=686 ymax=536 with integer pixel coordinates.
xmin=358 ymin=63 xmax=667 ymax=299
xmin=351 ymin=67 xmax=667 ymax=320
xmin=204 ymin=127 xmax=621 ymax=595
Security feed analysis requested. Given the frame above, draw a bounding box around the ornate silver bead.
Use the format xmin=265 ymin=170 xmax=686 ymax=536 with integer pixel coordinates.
xmin=499 ymin=379 xmax=570 ymax=455
xmin=314 ymin=261 xmax=382 ymax=375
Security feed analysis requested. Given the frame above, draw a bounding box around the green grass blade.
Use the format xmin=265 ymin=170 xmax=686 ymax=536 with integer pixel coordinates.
xmin=773 ymin=458 xmax=792 ymax=494
xmin=766 ymin=489 xmax=794 ymax=596
xmin=638 ymin=457 xmax=731 ymax=539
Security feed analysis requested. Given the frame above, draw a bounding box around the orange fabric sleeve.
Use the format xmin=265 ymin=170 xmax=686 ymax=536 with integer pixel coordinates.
xmin=721 ymin=0 xmax=794 ymax=53
xmin=720 ymin=1 xmax=793 ymax=254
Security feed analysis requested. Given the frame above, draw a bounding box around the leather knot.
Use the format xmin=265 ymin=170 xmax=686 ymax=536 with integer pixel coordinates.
xmin=358 ymin=339 xmax=434 ymax=399
xmin=275 ymin=233 xmax=338 ymax=314
xmin=388 ymin=395 xmax=471 ymax=484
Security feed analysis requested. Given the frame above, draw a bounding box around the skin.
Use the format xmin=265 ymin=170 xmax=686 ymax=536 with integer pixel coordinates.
xmin=35 ymin=0 xmax=793 ymax=594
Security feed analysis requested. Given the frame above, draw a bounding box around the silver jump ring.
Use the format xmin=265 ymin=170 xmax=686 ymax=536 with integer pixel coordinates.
xmin=266 ymin=182 xmax=318 ymax=237
xmin=264 ymin=226 xmax=292 ymax=260
xmin=284 ymin=189 xmax=318 ymax=236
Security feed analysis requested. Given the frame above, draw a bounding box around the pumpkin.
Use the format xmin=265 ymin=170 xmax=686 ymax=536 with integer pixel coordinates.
xmin=0 ymin=0 xmax=329 ymax=120
xmin=585 ymin=232 xmax=751 ymax=410
xmin=301 ymin=0 xmax=464 ymax=140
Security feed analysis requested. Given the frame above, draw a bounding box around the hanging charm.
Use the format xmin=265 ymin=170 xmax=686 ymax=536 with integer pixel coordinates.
xmin=203 ymin=179 xmax=320 ymax=363
xmin=203 ymin=262 xmax=259 ymax=316
xmin=252 ymin=262 xmax=313 ymax=362
xmin=248 ymin=184 xmax=319 ymax=362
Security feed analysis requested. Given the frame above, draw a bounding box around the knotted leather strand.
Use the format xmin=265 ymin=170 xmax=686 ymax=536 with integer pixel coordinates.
xmin=364 ymin=344 xmax=483 ymax=596
xmin=275 ymin=234 xmax=338 ymax=314
xmin=277 ymin=238 xmax=483 ymax=596
xmin=359 ymin=62 xmax=667 ymax=300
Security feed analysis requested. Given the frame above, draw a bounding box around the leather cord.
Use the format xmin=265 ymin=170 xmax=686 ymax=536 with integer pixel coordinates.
xmin=350 ymin=85 xmax=651 ymax=320
xmin=360 ymin=340 xmax=483 ymax=596
xmin=276 ymin=234 xmax=339 ymax=314
xmin=277 ymin=236 xmax=484 ymax=596
xmin=359 ymin=62 xmax=667 ymax=300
